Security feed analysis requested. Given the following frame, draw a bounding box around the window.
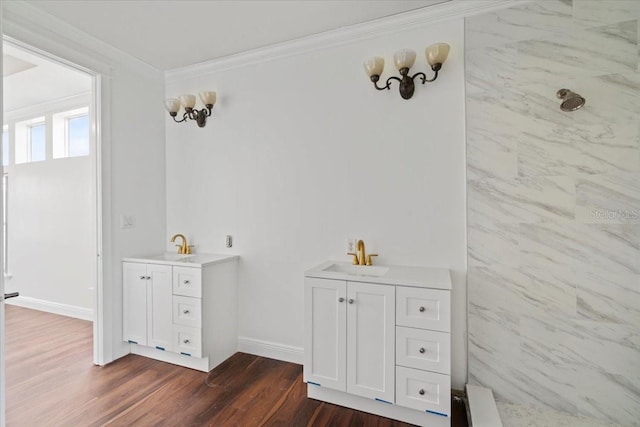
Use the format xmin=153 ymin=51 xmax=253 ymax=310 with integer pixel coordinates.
xmin=15 ymin=116 xmax=45 ymax=164
xmin=53 ymin=107 xmax=90 ymax=159
xmin=2 ymin=126 xmax=8 ymax=167
xmin=67 ymin=115 xmax=90 ymax=157
xmin=29 ymin=123 xmax=46 ymax=162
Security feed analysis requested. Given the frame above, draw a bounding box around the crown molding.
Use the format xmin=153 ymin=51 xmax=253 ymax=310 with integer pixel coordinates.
xmin=4 ymin=92 xmax=92 ymax=123
xmin=2 ymin=1 xmax=162 ymax=79
xmin=166 ymin=0 xmax=519 ymax=83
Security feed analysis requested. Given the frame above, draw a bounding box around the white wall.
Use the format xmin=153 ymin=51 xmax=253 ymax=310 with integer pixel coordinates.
xmin=166 ymin=20 xmax=467 ymax=386
xmin=3 ymin=2 xmax=167 ymax=363
xmin=6 ymin=156 xmax=93 ymax=311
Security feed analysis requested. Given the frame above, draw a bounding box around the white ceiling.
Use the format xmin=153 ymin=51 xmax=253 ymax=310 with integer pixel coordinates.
xmin=26 ymin=0 xmax=450 ymax=71
xmin=3 ymin=43 xmax=91 ymax=112
xmin=3 ymin=54 xmax=36 ymax=77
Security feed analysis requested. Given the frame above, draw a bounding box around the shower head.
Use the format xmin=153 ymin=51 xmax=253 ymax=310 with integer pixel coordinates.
xmin=556 ymin=89 xmax=585 ymax=112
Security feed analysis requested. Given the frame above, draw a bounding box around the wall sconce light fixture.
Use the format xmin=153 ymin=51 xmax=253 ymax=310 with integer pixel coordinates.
xmin=165 ymin=91 xmax=217 ymax=128
xmin=364 ymin=43 xmax=450 ymax=100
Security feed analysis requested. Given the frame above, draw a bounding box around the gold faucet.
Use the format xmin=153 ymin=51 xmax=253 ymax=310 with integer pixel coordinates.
xmin=347 ymin=239 xmax=378 ymax=266
xmin=170 ymin=234 xmax=192 ymax=254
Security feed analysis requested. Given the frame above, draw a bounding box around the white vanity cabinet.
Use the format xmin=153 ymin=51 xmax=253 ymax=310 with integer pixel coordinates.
xmin=304 ymin=262 xmax=451 ymax=427
xmin=304 ymin=279 xmax=395 ymax=403
xmin=122 ymin=253 xmax=238 ymax=372
xmin=123 ymin=262 xmax=173 ymax=351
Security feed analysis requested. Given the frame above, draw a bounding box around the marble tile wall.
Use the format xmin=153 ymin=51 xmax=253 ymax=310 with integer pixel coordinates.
xmin=465 ymin=1 xmax=640 ymax=425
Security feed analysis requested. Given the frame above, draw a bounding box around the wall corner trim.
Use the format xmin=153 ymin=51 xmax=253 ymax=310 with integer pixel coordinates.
xmin=165 ymin=0 xmax=517 ymax=83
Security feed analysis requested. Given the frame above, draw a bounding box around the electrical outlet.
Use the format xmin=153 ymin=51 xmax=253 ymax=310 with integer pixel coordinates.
xmin=225 ymin=235 xmax=233 ymax=248
xmin=346 ymin=238 xmax=356 ymax=253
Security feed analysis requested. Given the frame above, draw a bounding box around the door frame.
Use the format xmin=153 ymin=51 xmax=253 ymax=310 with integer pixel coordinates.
xmin=0 ymin=36 xmax=106 ymax=401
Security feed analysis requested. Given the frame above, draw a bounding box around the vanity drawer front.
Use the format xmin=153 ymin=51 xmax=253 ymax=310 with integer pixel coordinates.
xmin=396 ymin=287 xmax=450 ymax=332
xmin=173 ymin=267 xmax=202 ymax=298
xmin=173 ymin=296 xmax=202 ymax=328
xmin=396 ymin=326 xmax=450 ymax=374
xmin=173 ymin=325 xmax=202 ymax=358
xmin=396 ymin=366 xmax=451 ymax=417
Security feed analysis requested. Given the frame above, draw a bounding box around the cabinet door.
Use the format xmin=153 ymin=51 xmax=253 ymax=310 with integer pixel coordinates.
xmin=304 ymin=277 xmax=346 ymax=392
xmin=346 ymin=281 xmax=395 ymax=403
xmin=123 ymin=262 xmax=148 ymax=346
xmin=147 ymin=264 xmax=173 ymax=351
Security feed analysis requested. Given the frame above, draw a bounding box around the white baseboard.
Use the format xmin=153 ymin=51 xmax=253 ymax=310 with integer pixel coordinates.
xmin=131 ymin=344 xmax=210 ymax=372
xmin=308 ymin=386 xmax=450 ymax=427
xmin=6 ymin=295 xmax=93 ymax=321
xmin=237 ymin=336 xmax=303 ymax=365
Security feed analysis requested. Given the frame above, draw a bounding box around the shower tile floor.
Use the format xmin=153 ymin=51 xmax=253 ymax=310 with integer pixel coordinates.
xmin=496 ymin=401 xmax=624 ymax=427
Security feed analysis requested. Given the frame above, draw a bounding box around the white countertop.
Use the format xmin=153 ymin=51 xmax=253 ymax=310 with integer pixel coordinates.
xmin=123 ymin=253 xmax=239 ymax=268
xmin=305 ymin=261 xmax=451 ymax=290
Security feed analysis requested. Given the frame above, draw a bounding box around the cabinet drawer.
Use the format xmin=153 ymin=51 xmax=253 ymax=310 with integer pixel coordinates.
xmin=173 ymin=267 xmax=202 ymax=298
xmin=173 ymin=295 xmax=202 ymax=328
xmin=396 ymin=326 xmax=450 ymax=374
xmin=173 ymin=325 xmax=202 ymax=358
xmin=396 ymin=366 xmax=451 ymax=417
xmin=396 ymin=287 xmax=450 ymax=332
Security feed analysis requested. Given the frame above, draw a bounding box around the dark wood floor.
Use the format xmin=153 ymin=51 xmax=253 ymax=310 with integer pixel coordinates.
xmin=5 ymin=305 xmax=468 ymax=426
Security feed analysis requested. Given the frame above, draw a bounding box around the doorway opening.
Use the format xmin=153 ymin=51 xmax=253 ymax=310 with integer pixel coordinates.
xmin=2 ymin=37 xmax=103 ymax=419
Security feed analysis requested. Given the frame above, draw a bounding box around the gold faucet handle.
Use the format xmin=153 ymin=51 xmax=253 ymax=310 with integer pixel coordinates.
xmin=186 ymin=245 xmax=194 ymax=255
xmin=176 ymin=244 xmax=184 ymax=254
xmin=365 ymin=254 xmax=378 ymax=266
xmin=347 ymin=253 xmax=359 ymax=265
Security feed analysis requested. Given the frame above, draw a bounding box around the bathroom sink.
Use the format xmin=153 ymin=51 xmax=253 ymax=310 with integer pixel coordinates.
xmin=147 ymin=253 xmax=195 ymax=262
xmin=322 ymin=263 xmax=389 ymax=277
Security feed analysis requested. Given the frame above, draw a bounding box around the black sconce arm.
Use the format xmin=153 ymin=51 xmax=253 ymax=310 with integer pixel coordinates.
xmin=415 ymin=63 xmax=441 ymax=84
xmin=371 ymin=75 xmax=403 ymax=91
xmin=171 ymin=113 xmax=188 ymax=124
